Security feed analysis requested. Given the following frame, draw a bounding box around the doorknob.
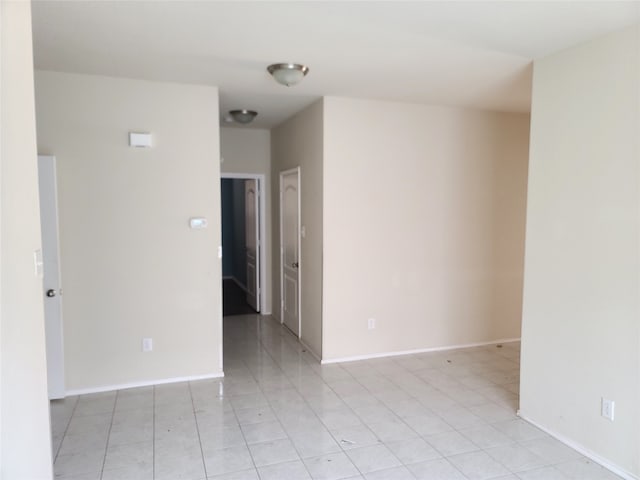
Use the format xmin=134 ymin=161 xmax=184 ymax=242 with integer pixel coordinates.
xmin=292 ymin=262 xmax=299 ymax=268
xmin=46 ymin=289 xmax=56 ymax=298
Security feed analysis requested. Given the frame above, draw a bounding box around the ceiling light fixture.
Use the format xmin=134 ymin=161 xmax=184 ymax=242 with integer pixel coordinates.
xmin=228 ymin=109 xmax=258 ymax=124
xmin=267 ymin=63 xmax=309 ymax=87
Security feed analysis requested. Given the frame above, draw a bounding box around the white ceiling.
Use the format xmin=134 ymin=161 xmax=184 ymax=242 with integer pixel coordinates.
xmin=31 ymin=1 xmax=639 ymax=128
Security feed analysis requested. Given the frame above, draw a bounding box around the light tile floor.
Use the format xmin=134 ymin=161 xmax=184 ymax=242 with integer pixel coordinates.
xmin=51 ymin=314 xmax=622 ymax=480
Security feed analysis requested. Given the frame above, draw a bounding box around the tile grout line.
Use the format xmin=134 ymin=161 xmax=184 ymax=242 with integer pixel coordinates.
xmin=99 ymin=391 xmax=119 ymax=480
xmin=187 ymin=381 xmax=209 ymax=480
xmin=53 ymin=395 xmax=80 ymax=464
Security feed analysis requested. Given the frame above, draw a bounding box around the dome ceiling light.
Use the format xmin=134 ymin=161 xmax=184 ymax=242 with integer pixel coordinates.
xmin=267 ymin=63 xmax=309 ymax=87
xmin=228 ymin=109 xmax=258 ymax=124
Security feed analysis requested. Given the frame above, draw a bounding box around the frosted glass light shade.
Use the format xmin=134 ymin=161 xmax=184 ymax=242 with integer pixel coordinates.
xmin=267 ymin=63 xmax=309 ymax=87
xmin=229 ymin=110 xmax=257 ymax=124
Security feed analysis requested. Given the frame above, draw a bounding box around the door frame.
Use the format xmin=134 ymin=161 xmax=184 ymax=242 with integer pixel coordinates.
xmin=221 ymin=173 xmax=268 ymax=314
xmin=279 ymin=167 xmax=302 ymax=338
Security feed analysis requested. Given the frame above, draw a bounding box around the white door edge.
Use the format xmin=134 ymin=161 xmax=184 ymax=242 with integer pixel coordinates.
xmin=37 ymin=154 xmax=66 ymax=399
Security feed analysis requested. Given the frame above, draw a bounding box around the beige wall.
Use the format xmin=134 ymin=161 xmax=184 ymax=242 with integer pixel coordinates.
xmin=34 ymin=71 xmax=222 ymax=392
xmin=271 ymin=101 xmax=324 ymax=357
xmin=520 ymin=25 xmax=639 ymax=478
xmin=322 ymin=97 xmax=529 ymax=360
xmin=220 ymin=127 xmax=272 ymax=313
xmin=0 ymin=2 xmax=54 ymax=478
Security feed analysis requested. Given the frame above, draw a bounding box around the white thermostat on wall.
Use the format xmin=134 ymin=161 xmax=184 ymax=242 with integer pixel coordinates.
xmin=189 ymin=217 xmax=208 ymax=229
xmin=129 ymin=132 xmax=152 ymax=148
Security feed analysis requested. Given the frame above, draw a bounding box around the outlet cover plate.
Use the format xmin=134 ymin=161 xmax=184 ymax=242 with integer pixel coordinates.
xmin=142 ymin=338 xmax=153 ymax=352
xmin=601 ymin=398 xmax=615 ymax=421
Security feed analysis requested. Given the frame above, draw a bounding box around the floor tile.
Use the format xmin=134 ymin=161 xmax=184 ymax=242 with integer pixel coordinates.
xmin=367 ymin=419 xmax=418 ymax=442
xmin=203 ymin=444 xmax=254 ymax=477
xmin=425 ymin=431 xmax=481 ymax=456
xmin=406 ymin=458 xmax=467 ymax=480
xmin=468 ymin=403 xmax=517 ymax=423
xmin=291 ymin=429 xmax=343 ymax=458
xmin=353 ymin=404 xmax=398 ymax=424
xmin=199 ymin=425 xmax=247 ymax=452
xmin=364 ymin=465 xmax=417 ymax=480
xmin=554 ymin=458 xmax=623 ymax=479
xmin=101 ymin=461 xmax=153 ymax=480
xmin=458 ymin=425 xmax=512 ymax=449
xmin=344 ymin=444 xmax=402 ymax=473
xmin=257 ymin=460 xmax=311 ymax=480
xmin=303 ymin=452 xmax=360 ymax=480
xmin=103 ymin=441 xmax=152 ymax=470
xmin=317 ymin=407 xmax=363 ymax=430
xmin=516 ymin=466 xmax=570 ymax=479
xmin=404 ymin=413 xmax=453 ymax=436
xmin=108 ymin=424 xmax=153 ymax=446
xmin=53 ymin=451 xmax=104 ymax=478
xmin=57 ymin=431 xmax=108 ymax=455
xmin=155 ymin=436 xmax=203 ymax=459
xmin=491 ymin=420 xmax=547 ymax=442
xmin=330 ymin=424 xmax=381 ymax=451
xmin=448 ymin=450 xmax=511 ymax=480
xmin=438 ymin=406 xmax=486 ymax=430
xmin=385 ymin=437 xmax=441 ymax=465
xmin=154 ymin=452 xmax=206 ymax=480
xmin=208 ymin=468 xmax=259 ymax=479
xmin=485 ymin=443 xmax=547 ymax=473
xmin=240 ymin=420 xmax=287 ymax=444
xmin=519 ymin=436 xmax=582 ymax=464
xmin=234 ymin=405 xmax=277 ymax=425
xmin=248 ymin=437 xmax=299 ymax=467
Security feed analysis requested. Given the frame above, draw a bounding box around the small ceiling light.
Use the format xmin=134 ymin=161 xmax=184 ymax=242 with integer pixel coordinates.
xmin=229 ymin=109 xmax=258 ymax=124
xmin=267 ymin=63 xmax=309 ymax=87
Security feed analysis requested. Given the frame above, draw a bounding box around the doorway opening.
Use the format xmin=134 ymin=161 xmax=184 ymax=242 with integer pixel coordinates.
xmin=220 ymin=173 xmax=266 ymax=317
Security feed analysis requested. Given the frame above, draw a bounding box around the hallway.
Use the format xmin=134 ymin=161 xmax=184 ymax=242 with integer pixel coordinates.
xmin=50 ymin=315 xmax=620 ymax=480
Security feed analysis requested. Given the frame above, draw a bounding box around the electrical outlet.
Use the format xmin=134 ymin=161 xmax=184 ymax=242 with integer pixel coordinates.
xmin=142 ymin=338 xmax=153 ymax=352
xmin=601 ymin=398 xmax=615 ymax=421
xmin=367 ymin=318 xmax=376 ymax=330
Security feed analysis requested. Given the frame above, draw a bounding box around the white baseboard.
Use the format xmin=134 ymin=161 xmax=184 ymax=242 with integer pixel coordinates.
xmin=65 ymin=372 xmax=225 ymax=396
xmin=518 ymin=411 xmax=638 ymax=480
xmin=320 ymin=337 xmax=521 ymax=364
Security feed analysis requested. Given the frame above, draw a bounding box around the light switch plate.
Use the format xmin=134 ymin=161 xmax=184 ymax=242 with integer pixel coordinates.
xmin=129 ymin=132 xmax=152 ymax=148
xmin=189 ymin=217 xmax=208 ymax=229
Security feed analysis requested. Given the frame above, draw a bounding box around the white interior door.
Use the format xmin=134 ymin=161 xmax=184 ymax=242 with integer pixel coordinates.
xmin=280 ymin=168 xmax=300 ymax=337
xmin=37 ymin=155 xmax=65 ymax=399
xmin=245 ymin=179 xmax=259 ymax=311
